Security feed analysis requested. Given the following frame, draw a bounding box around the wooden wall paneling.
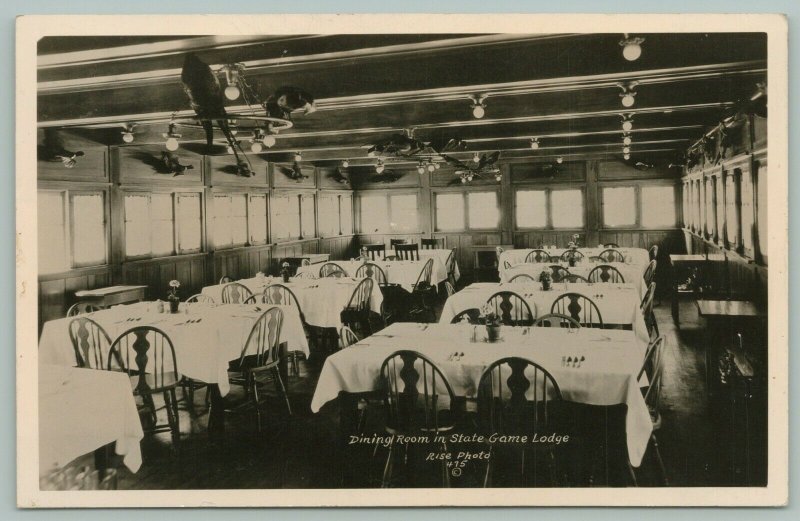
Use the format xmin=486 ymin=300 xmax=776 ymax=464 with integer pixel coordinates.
xmin=318 ymin=166 xmax=353 ymax=189
xmin=270 ymin=162 xmax=317 ymax=189
xmin=37 ymin=130 xmax=109 ymax=183
xmin=509 ymin=161 xmax=586 ymax=184
xmin=114 ymin=145 xmax=204 ymax=186
xmin=38 ymin=267 xmax=113 ymax=326
xmin=349 ymin=167 xmax=421 ymax=190
xmin=207 ymin=153 xmax=269 ymax=186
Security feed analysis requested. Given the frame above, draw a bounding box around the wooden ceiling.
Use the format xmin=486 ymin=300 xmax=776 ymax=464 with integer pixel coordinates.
xmin=37 ymin=33 xmax=767 ymax=166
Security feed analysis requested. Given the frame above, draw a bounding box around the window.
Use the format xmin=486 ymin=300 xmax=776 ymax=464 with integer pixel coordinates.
xmin=271 ymin=193 xmax=301 ymax=241
xmin=300 ymin=194 xmax=315 ymax=238
xmin=516 ymin=189 xmax=547 ymax=228
xmin=468 ymin=192 xmax=499 ymax=229
xmin=682 ymin=182 xmax=690 ymax=228
xmin=150 ymin=194 xmax=174 ymax=256
xmin=756 ymin=164 xmax=768 ymax=261
xmin=38 ymin=192 xmax=68 ymax=274
xmin=692 ymin=180 xmax=701 ymax=232
xmin=641 ymin=185 xmax=676 ymax=229
xmin=212 ymin=194 xmax=247 ymax=249
xmin=435 ymin=193 xmax=465 ymax=231
xmin=551 ymin=189 xmax=584 ymax=228
xmin=602 ymin=187 xmax=636 ymax=227
xmin=724 ymin=172 xmax=740 ymax=248
xmin=248 ymin=194 xmax=268 ymax=245
xmin=740 ymin=167 xmax=755 ymax=254
xmin=124 ymin=192 xmax=200 ymax=259
xmin=359 ymin=193 xmax=419 ymax=233
xmin=704 ymin=178 xmax=716 ymax=238
xmin=70 ymin=192 xmax=107 ymax=267
xmin=715 ymin=176 xmax=726 ymax=242
xmin=176 ymin=194 xmax=202 ymax=253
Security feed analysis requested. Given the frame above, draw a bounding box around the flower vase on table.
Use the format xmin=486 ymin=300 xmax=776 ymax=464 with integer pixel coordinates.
xmin=167 ymin=280 xmax=181 ymax=313
xmin=280 ymin=262 xmax=291 ymax=283
xmin=480 ymin=304 xmax=502 ymax=343
xmin=539 ymin=267 xmax=553 ymax=291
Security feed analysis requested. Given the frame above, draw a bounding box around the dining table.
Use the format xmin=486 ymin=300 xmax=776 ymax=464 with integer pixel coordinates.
xmin=201 ymin=276 xmax=383 ymax=329
xmin=295 ymin=258 xmax=449 ymax=292
xmin=366 ymin=248 xmax=460 ymax=280
xmin=501 ymin=261 xmax=649 ymax=299
xmin=439 ymin=282 xmax=650 ymax=345
xmin=499 ymin=247 xmax=650 ymax=272
xmin=39 ymin=364 xmax=144 ymax=475
xmin=310 ymin=322 xmax=652 ymax=467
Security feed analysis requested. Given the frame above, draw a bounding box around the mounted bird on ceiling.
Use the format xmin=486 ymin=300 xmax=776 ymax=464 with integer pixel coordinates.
xmin=264 ymin=87 xmax=316 ymax=120
xmin=327 ymin=168 xmax=350 ymax=185
xmin=365 ymin=132 xmax=427 ymax=158
xmin=180 ymin=53 xmax=253 ymax=177
xmin=276 ymin=162 xmax=308 ymax=182
xmin=634 ymin=161 xmax=655 ymax=170
xmin=428 ymin=136 xmax=468 ymax=155
xmin=39 ymin=128 xmax=84 ymax=168
xmin=128 ymin=150 xmax=195 ymax=177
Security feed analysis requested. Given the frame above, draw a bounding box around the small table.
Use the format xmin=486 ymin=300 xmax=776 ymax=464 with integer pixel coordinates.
xmin=282 ymin=254 xmax=330 ymax=275
xmin=669 ymin=254 xmax=726 ymax=325
xmin=73 ymin=285 xmax=147 ymax=308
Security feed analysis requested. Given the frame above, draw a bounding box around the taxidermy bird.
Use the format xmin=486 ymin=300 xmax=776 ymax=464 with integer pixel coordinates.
xmin=428 ymin=136 xmax=468 ymax=154
xmin=441 ymin=151 xmax=501 ymax=174
xmin=160 ymin=152 xmax=194 ymax=176
xmin=634 ymin=161 xmax=655 ymax=170
xmin=277 ymin=162 xmax=308 ymax=182
xmin=264 ymin=87 xmax=316 ymax=120
xmin=180 ymin=53 xmax=252 ymax=176
xmin=40 ymin=128 xmax=85 ymax=168
xmin=366 ymin=133 xmax=427 ymax=157
xmin=330 ymin=168 xmax=350 ymax=185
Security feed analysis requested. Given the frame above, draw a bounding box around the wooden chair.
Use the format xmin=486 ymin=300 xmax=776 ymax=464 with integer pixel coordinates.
xmin=219 ymin=275 xmax=232 ymax=284
xmin=444 ymin=248 xmax=458 ymax=287
xmin=378 ymin=350 xmax=458 ymax=487
xmin=221 ymin=282 xmax=254 ymax=304
xmin=395 ymin=243 xmax=420 ymax=261
xmin=563 ymin=273 xmax=589 ymax=283
xmin=389 ymin=238 xmax=407 ymax=249
xmin=319 ymin=262 xmax=347 ymax=278
xmin=641 ymin=282 xmax=659 ymax=339
xmin=356 ymin=262 xmax=402 ymax=325
xmin=293 ymin=270 xmax=316 ymax=279
xmin=68 ymin=317 xmax=113 ymax=369
xmin=451 ymin=308 xmax=482 ymax=324
xmin=508 ymin=273 xmax=537 ymax=285
xmin=185 ymin=294 xmax=214 ymax=304
xmin=524 ymin=249 xmax=551 ymax=264
xmin=66 ymin=302 xmax=102 ymax=317
xmin=588 ymin=264 xmax=626 ymax=283
xmin=227 ymin=307 xmax=291 ymax=430
xmin=421 ymin=238 xmax=443 ymax=249
xmin=598 ymin=248 xmax=625 ymax=263
xmin=444 ymin=281 xmax=456 ymax=298
xmin=649 ymin=244 xmax=659 ymax=261
xmin=107 ymin=326 xmax=182 ymax=451
xmin=340 ymin=278 xmax=375 ymax=336
xmin=532 ymin=313 xmax=581 ymax=330
xmin=643 ymin=259 xmax=657 ymax=286
xmin=603 ymin=242 xmax=620 ymax=248
xmin=559 ymin=250 xmax=585 ymax=263
xmin=550 ymin=293 xmax=604 ymax=329
xmin=362 ymin=243 xmax=386 ymax=261
xmin=262 ymin=283 xmax=308 ymax=376
xmin=355 ymin=262 xmax=387 ymax=284
xmin=384 ymin=255 xmax=398 ymax=261
xmin=630 ymin=336 xmax=668 ymax=486
xmin=549 ymin=265 xmax=571 ymax=283
xmin=485 ymin=291 xmax=535 ymax=326
xmin=477 ymin=357 xmax=564 ymax=486
xmin=408 ymin=258 xmax=436 ymax=323
xmin=338 ymin=326 xmax=360 ymax=349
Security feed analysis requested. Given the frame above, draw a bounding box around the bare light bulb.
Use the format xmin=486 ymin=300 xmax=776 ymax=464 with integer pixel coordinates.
xmin=621 ymin=93 xmax=635 ymax=108
xmin=165 ymin=137 xmax=179 ymax=151
xmin=472 ymin=152 xmax=480 ymax=163
xmin=622 ymin=42 xmax=642 ymax=61
xmin=623 ymin=136 xmax=632 ymax=146
xmin=341 ymin=160 xmax=349 ymax=168
xmin=226 ymin=145 xmax=235 ymax=155
xmin=417 ymin=165 xmax=425 ymax=175
xmin=434 ymin=162 xmax=441 ymax=170
xmin=375 ymin=163 xmax=385 ymax=174
xmin=294 ymin=152 xmax=302 ymax=162
xmin=623 ymin=153 xmax=631 ymax=160
xmin=530 ymin=138 xmax=540 ymax=150
xmin=262 ymin=135 xmax=276 ymax=148
xmin=623 ymin=146 xmax=631 ymax=154
xmin=495 ymin=174 xmax=502 ymax=182
xmin=472 ymin=104 xmax=485 ymax=119
xmin=367 ymin=151 xmax=376 ymax=158
xmin=122 ymin=132 xmax=134 ymax=143
xmin=461 ymin=177 xmax=467 ymax=184
xmin=251 ymin=142 xmax=263 ymax=153
xmin=224 ymin=85 xmax=241 ymax=101
xmin=427 ymin=163 xmax=435 ymax=172
xmin=556 ymin=157 xmax=564 ymax=164
xmin=622 ymin=120 xmax=633 ymax=132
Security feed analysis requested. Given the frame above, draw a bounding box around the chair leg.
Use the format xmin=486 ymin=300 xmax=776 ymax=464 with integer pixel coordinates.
xmin=627 ymin=462 xmax=639 ymax=486
xmin=651 ymin=312 xmax=660 ymax=337
xmin=182 ymin=380 xmax=197 ymax=419
xmin=381 ymin=445 xmax=395 ymax=488
xmin=289 ymin=352 xmax=300 ymax=377
xmin=251 ymin=374 xmax=263 ymax=433
xmin=164 ymin=388 xmax=181 ymax=454
xmin=272 ymin=367 xmax=292 ymax=416
xmin=651 ymin=434 xmax=669 ymax=486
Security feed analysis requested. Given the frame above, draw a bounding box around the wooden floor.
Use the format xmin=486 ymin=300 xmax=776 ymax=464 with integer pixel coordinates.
xmin=93 ymin=297 xmax=758 ymax=489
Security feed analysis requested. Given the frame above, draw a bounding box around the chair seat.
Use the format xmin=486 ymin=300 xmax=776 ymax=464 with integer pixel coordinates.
xmin=129 ymin=372 xmax=181 ymax=394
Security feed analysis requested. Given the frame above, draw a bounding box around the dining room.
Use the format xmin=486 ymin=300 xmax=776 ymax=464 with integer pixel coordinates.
xmin=33 ymin=31 xmax=769 ymax=491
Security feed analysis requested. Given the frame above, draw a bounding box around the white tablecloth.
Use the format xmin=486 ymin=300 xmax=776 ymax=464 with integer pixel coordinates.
xmin=310 ymin=322 xmax=652 ymax=467
xmin=202 ymin=276 xmax=383 ymax=328
xmin=439 ymin=282 xmax=650 ymax=344
xmin=365 ymin=248 xmax=460 ymax=281
xmin=296 ymin=259 xmax=448 ymax=292
xmin=38 ymin=302 xmax=309 ymax=396
xmin=501 ymin=262 xmax=648 ymax=299
xmin=500 ymin=247 xmax=650 ymax=270
xmin=39 ymin=364 xmax=144 ymax=474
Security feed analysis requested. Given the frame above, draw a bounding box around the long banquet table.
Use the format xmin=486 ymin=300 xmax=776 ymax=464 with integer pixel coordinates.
xmin=439 ymin=282 xmax=650 ymax=344
xmin=295 ymin=258 xmax=449 ymax=292
xmin=310 ymin=322 xmax=653 ymax=467
xmin=39 ymin=364 xmax=144 ymax=474
xmin=39 ymin=301 xmax=309 ymax=397
xmin=499 ymin=247 xmax=650 ymax=271
xmin=201 ymin=276 xmax=383 ymax=328
xmin=500 ymin=262 xmax=648 ymax=299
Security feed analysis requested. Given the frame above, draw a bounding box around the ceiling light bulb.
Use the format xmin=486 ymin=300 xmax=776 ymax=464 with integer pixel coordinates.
xmin=472 ymin=152 xmax=480 ymax=163
xmin=621 ymin=93 xmax=635 ymax=108
xmin=461 ymin=177 xmax=467 ymax=184
xmin=226 ymin=145 xmax=235 ymax=155
xmin=367 ymin=151 xmax=376 ymax=158
xmin=341 ymin=159 xmax=349 ymax=168
xmin=262 ymin=134 xmax=276 ymax=148
xmin=417 ymin=165 xmax=425 ymax=174
xmin=251 ymin=142 xmax=263 ymax=153
xmin=623 ymin=146 xmax=631 ymax=154
xmin=427 ymin=163 xmax=435 ymax=172
xmin=434 ymin=162 xmax=441 ymax=170
xmin=530 ymin=138 xmax=540 ymax=150
xmin=620 ymin=35 xmax=645 ymax=62
xmin=622 ymin=120 xmax=633 ymax=132
xmin=556 ymin=157 xmax=564 ymax=164
xmin=294 ymin=152 xmax=302 ymax=162
xmin=623 ymin=136 xmax=632 ymax=146
xmin=375 ymin=163 xmax=385 ymax=174
xmin=165 ymin=137 xmax=179 ymax=151
xmin=624 ymin=153 xmax=631 ymax=160
xmin=224 ymin=85 xmax=241 ymax=101
xmin=472 ymin=104 xmax=485 ymax=119
xmin=122 ymin=132 xmax=134 ymax=143
xmin=495 ymin=174 xmax=502 ymax=182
